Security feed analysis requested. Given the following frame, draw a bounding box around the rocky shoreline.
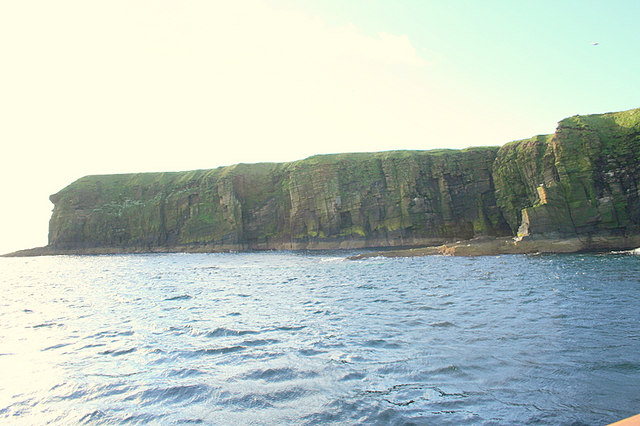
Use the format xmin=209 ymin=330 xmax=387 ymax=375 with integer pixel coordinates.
xmin=348 ymin=235 xmax=640 ymax=259
xmin=5 ymin=234 xmax=640 ymax=258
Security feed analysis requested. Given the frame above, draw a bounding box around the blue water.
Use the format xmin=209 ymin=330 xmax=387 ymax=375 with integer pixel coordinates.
xmin=1 ymin=251 xmax=639 ymax=425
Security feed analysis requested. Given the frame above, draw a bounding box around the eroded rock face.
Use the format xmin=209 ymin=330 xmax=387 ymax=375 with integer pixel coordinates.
xmin=46 ymin=107 xmax=640 ymax=253
xmin=47 ymin=149 xmax=508 ymax=251
xmin=493 ymin=108 xmax=640 ymax=241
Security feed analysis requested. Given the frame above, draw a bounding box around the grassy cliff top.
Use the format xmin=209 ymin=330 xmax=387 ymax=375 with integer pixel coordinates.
xmin=51 ymin=107 xmax=640 ymax=201
xmin=51 ymin=146 xmax=502 ymax=200
xmin=560 ymin=107 xmax=640 ymax=130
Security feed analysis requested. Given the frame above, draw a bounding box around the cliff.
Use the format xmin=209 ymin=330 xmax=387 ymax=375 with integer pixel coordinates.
xmin=493 ymin=108 xmax=640 ymax=247
xmin=45 ymin=148 xmax=508 ymax=252
xmin=14 ymin=107 xmax=640 ymax=256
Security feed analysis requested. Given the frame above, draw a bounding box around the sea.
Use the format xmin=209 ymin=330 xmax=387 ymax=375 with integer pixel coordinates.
xmin=1 ymin=251 xmax=639 ymax=425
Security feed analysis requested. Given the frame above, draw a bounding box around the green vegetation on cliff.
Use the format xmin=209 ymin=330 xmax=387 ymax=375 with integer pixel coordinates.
xmin=49 ymin=147 xmax=506 ymax=250
xmin=493 ymin=108 xmax=640 ymax=240
xmin=47 ymin=107 xmax=640 ymax=252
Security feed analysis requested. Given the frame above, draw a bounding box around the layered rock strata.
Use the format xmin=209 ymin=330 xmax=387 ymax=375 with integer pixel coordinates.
xmin=493 ymin=108 xmax=640 ymax=244
xmin=45 ymin=148 xmax=508 ymax=252
xmin=10 ymin=107 xmax=640 ymax=256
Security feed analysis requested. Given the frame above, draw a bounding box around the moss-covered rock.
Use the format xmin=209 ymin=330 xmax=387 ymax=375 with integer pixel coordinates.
xmin=493 ymin=107 xmax=640 ymax=240
xmin=48 ymin=147 xmax=508 ymax=250
xmin=45 ymin=107 xmax=640 ymax=253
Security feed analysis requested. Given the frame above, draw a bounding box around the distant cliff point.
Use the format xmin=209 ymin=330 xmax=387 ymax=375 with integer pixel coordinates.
xmin=7 ymin=107 xmax=640 ymax=256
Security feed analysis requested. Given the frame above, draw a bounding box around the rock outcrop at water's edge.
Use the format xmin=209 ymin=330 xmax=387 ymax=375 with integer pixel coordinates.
xmin=5 ymin=107 xmax=640 ymax=257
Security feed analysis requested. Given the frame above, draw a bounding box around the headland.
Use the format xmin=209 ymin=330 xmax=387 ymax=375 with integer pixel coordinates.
xmin=5 ymin=107 xmax=640 ymax=257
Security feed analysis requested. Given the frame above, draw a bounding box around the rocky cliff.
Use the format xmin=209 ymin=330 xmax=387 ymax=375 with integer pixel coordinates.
xmin=37 ymin=107 xmax=640 ymax=254
xmin=493 ymin=108 xmax=640 ymax=247
xmin=47 ymin=148 xmax=508 ymax=251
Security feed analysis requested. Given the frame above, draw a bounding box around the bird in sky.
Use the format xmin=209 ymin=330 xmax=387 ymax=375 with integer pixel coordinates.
xmin=591 ymin=42 xmax=600 ymax=45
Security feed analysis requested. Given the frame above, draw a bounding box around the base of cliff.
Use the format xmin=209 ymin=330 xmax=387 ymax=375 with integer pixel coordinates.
xmin=2 ymin=236 xmax=451 ymax=257
xmin=4 ymin=234 xmax=640 ymax=258
xmin=1 ymin=245 xmax=244 ymax=257
xmin=348 ymin=235 xmax=640 ymax=259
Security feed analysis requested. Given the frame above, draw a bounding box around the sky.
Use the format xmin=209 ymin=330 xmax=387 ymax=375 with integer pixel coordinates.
xmin=1 ymin=0 xmax=639 ymax=254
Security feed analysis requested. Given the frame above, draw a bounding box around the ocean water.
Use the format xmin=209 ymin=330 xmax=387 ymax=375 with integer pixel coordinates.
xmin=1 ymin=251 xmax=639 ymax=425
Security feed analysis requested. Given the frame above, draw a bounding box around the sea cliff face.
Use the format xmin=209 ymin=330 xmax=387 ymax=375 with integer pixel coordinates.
xmin=42 ymin=107 xmax=640 ymax=254
xmin=47 ymin=148 xmax=507 ymax=251
xmin=493 ymin=108 xmax=640 ymax=244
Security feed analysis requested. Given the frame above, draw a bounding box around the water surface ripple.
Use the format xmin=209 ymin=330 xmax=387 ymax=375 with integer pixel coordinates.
xmin=1 ymin=251 xmax=639 ymax=424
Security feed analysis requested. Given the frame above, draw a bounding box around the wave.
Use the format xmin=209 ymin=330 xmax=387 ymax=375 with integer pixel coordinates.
xmin=320 ymin=257 xmax=345 ymax=263
xmin=180 ymin=346 xmax=246 ymax=358
xmin=363 ymin=339 xmax=402 ymax=349
xmin=339 ymin=372 xmax=366 ymax=381
xmin=98 ymin=347 xmax=137 ymax=356
xmin=218 ymin=386 xmax=312 ymax=409
xmin=202 ymin=327 xmax=261 ymax=338
xmin=298 ymin=348 xmax=325 ymax=356
xmin=42 ymin=342 xmax=71 ymax=352
xmin=164 ymin=368 xmax=207 ymax=378
xmin=33 ymin=322 xmax=63 ymax=328
xmin=608 ymin=247 xmax=640 ymax=255
xmin=237 ymin=367 xmax=319 ymax=382
xmin=273 ymin=325 xmax=306 ymax=331
xmin=125 ymin=384 xmax=212 ymax=407
xmin=164 ymin=294 xmax=192 ymax=301
xmin=430 ymin=321 xmax=456 ymax=328
xmin=240 ymin=338 xmax=280 ymax=347
xmin=85 ymin=330 xmax=135 ymax=339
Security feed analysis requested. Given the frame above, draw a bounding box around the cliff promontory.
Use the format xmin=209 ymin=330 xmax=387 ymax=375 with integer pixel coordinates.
xmin=492 ymin=107 xmax=640 ymax=250
xmin=11 ymin=107 xmax=640 ymax=256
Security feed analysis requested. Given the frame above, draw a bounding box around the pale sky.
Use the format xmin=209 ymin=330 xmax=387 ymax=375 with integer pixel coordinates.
xmin=1 ymin=0 xmax=638 ymax=254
